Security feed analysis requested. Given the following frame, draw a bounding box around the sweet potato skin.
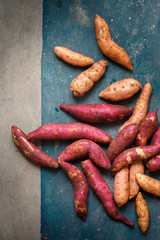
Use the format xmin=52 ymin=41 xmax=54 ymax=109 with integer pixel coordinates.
xmin=60 ymin=103 xmax=133 ymax=123
xmin=130 ymin=110 xmax=158 ymax=199
xmin=106 ymin=124 xmax=138 ymax=164
xmin=28 ymin=122 xmax=112 ymax=144
xmin=129 ymin=161 xmax=144 ymax=200
xmin=94 ymin=14 xmax=133 ymax=70
xmin=114 ymin=167 xmax=129 ymax=207
xmin=70 ymin=60 xmax=107 ymax=97
xmin=81 ymin=160 xmax=134 ymax=226
xmin=134 ymin=110 xmax=158 ymax=146
xmin=54 ymin=46 xmax=94 ymax=67
xmin=136 ymin=192 xmax=149 ymax=233
xmin=58 ymin=139 xmax=111 ymax=170
xmin=119 ymin=82 xmax=152 ymax=132
xmin=146 ymin=127 xmax=160 ymax=172
xmin=11 ymin=125 xmax=58 ymax=168
xmin=136 ymin=173 xmax=160 ymax=197
xmin=111 ymin=144 xmax=160 ymax=174
xmin=59 ymin=161 xmax=88 ymax=221
xmin=99 ymin=78 xmax=141 ymax=101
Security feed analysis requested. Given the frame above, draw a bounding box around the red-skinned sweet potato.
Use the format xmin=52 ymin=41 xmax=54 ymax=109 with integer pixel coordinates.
xmin=129 ymin=110 xmax=158 ymax=199
xmin=134 ymin=110 xmax=158 ymax=146
xmin=106 ymin=124 xmax=138 ymax=164
xmin=59 ymin=161 xmax=88 ymax=221
xmin=11 ymin=125 xmax=58 ymax=168
xmin=60 ymin=103 xmax=133 ymax=123
xmin=111 ymin=144 xmax=160 ymax=175
xmin=107 ymin=124 xmax=138 ymax=207
xmin=58 ymin=139 xmax=111 ymax=170
xmin=81 ymin=160 xmax=134 ymax=226
xmin=28 ymin=122 xmax=112 ymax=144
xmin=146 ymin=126 xmax=160 ymax=172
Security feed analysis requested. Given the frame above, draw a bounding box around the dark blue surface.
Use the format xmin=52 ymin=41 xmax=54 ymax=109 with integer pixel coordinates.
xmin=41 ymin=1 xmax=160 ymax=239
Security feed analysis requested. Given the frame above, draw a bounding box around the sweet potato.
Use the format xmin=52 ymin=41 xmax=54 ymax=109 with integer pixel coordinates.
xmin=28 ymin=122 xmax=112 ymax=144
xmin=94 ymin=14 xmax=133 ymax=70
xmin=129 ymin=161 xmax=144 ymax=200
xmin=99 ymin=78 xmax=141 ymax=101
xmin=111 ymin=144 xmax=160 ymax=175
xmin=114 ymin=167 xmax=129 ymax=207
xmin=134 ymin=110 xmax=158 ymax=146
xmin=58 ymin=139 xmax=111 ymax=170
xmin=70 ymin=60 xmax=107 ymax=97
xmin=146 ymin=126 xmax=160 ymax=172
xmin=60 ymin=103 xmax=133 ymax=123
xmin=81 ymin=159 xmax=134 ymax=226
xmin=136 ymin=192 xmax=149 ymax=233
xmin=119 ymin=82 xmax=152 ymax=133
xmin=129 ymin=110 xmax=158 ymax=199
xmin=11 ymin=125 xmax=58 ymax=168
xmin=135 ymin=173 xmax=160 ymax=197
xmin=106 ymin=124 xmax=138 ymax=206
xmin=54 ymin=46 xmax=94 ymax=67
xmin=59 ymin=161 xmax=88 ymax=221
xmin=106 ymin=124 xmax=138 ymax=164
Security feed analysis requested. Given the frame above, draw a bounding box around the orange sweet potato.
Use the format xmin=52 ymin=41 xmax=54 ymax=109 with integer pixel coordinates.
xmin=54 ymin=46 xmax=94 ymax=67
xmin=99 ymin=78 xmax=141 ymax=101
xmin=94 ymin=14 xmax=133 ymax=70
xmin=119 ymin=82 xmax=152 ymax=132
xmin=70 ymin=60 xmax=107 ymax=97
xmin=136 ymin=192 xmax=149 ymax=233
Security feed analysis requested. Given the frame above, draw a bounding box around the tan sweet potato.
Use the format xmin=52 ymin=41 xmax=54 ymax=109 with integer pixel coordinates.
xmin=70 ymin=60 xmax=107 ymax=97
xmin=114 ymin=167 xmax=129 ymax=207
xmin=119 ymin=82 xmax=152 ymax=132
xmin=54 ymin=46 xmax=94 ymax=67
xmin=94 ymin=14 xmax=133 ymax=70
xmin=135 ymin=173 xmax=160 ymax=197
xmin=99 ymin=78 xmax=141 ymax=101
xmin=136 ymin=192 xmax=149 ymax=233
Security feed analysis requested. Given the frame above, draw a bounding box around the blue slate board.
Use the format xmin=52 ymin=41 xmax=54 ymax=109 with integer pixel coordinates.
xmin=41 ymin=0 xmax=160 ymax=239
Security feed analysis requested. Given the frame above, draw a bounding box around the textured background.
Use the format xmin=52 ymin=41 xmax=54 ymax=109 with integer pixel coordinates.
xmin=0 ymin=0 xmax=42 ymax=239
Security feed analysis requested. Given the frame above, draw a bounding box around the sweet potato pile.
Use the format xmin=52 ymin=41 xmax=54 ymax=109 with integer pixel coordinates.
xmin=11 ymin=14 xmax=160 ymax=233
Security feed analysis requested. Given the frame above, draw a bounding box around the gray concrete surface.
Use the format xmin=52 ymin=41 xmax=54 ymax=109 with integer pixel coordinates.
xmin=0 ymin=0 xmax=42 ymax=239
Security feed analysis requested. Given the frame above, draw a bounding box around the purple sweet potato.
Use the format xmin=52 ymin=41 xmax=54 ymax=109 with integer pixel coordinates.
xmin=111 ymin=144 xmax=160 ymax=175
xmin=59 ymin=161 xmax=88 ymax=221
xmin=28 ymin=122 xmax=112 ymax=144
xmin=134 ymin=110 xmax=158 ymax=146
xmin=58 ymin=139 xmax=111 ymax=170
xmin=11 ymin=125 xmax=58 ymax=168
xmin=60 ymin=103 xmax=133 ymax=123
xmin=130 ymin=110 xmax=158 ymax=199
xmin=81 ymin=159 xmax=134 ymax=226
xmin=146 ymin=126 xmax=160 ymax=172
xmin=106 ymin=124 xmax=138 ymax=164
